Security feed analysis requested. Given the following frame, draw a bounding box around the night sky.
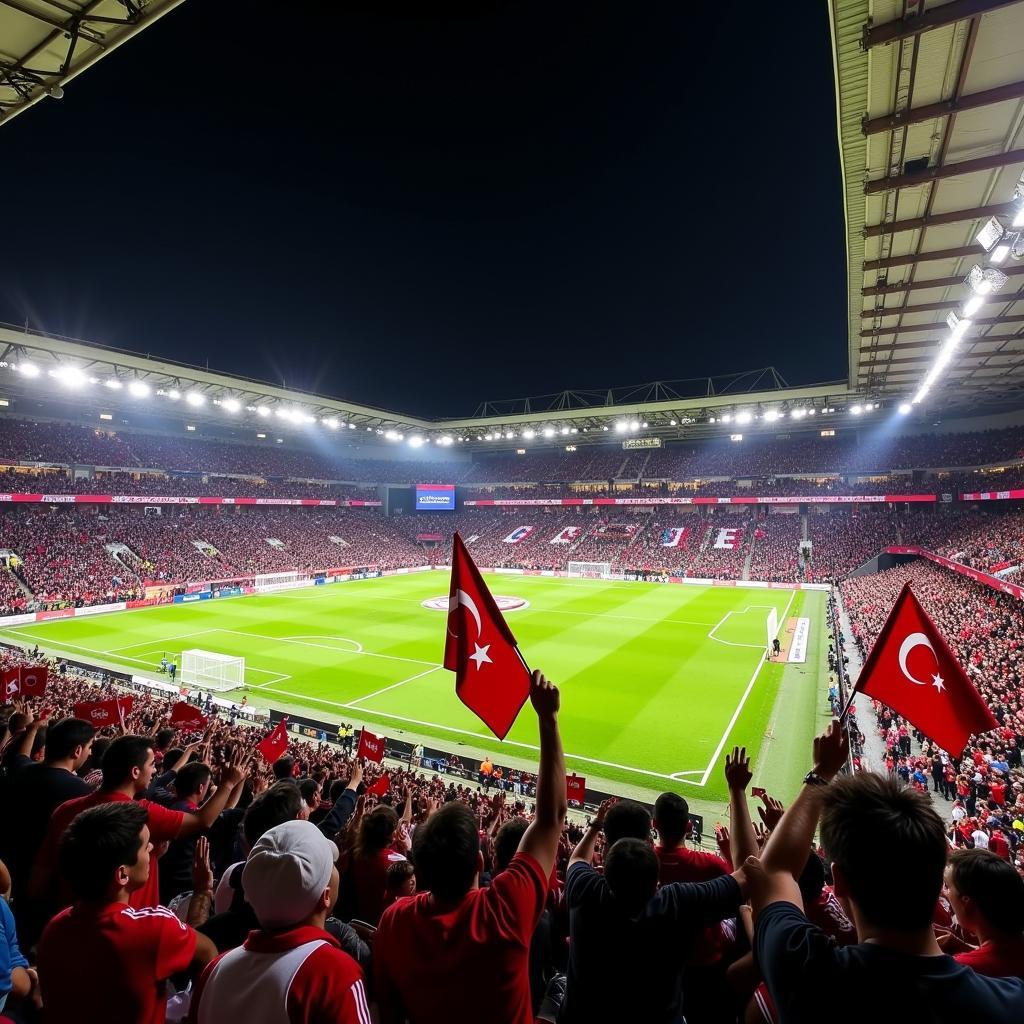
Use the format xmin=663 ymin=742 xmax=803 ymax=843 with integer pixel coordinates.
xmin=1 ymin=1 xmax=846 ymax=419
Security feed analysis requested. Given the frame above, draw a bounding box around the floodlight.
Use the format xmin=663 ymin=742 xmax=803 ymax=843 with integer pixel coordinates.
xmin=257 ymin=406 xmax=271 ymax=417
xmin=808 ymin=408 xmax=816 ymax=415
xmin=99 ymin=413 xmax=112 ymax=420
xmin=763 ymin=410 xmax=780 ymax=422
xmin=186 ymin=424 xmax=196 ymax=432
xmin=669 ymin=419 xmax=676 ymax=426
xmin=966 ymin=264 xmax=1008 ymax=295
xmin=257 ymin=432 xmax=267 ymax=438
xmin=323 ymin=417 xmax=339 ymax=429
xmin=735 ymin=411 xmax=752 ymax=425
xmin=642 ymin=422 xmax=648 ymax=428
xmin=504 ymin=432 xmax=514 ymax=439
xmin=385 ymin=430 xmax=401 ymax=441
xmin=104 ymin=379 xmax=122 ymax=390
xmin=185 ymin=391 xmax=205 ymax=407
xmin=602 ymin=425 xmax=609 ymax=431
xmin=560 ymin=427 xmax=570 ymax=435
xmin=709 ymin=417 xmax=716 ymax=423
xmin=484 ymin=434 xmax=494 ymax=441
xmin=18 ymin=362 xmax=39 ymax=378
xmin=51 ymin=365 xmax=87 ymax=388
xmin=721 ymin=414 xmax=731 ymax=423
xmin=222 ymin=397 xmax=241 ymax=413
xmin=850 ymin=405 xmax=862 ymax=415
xmin=791 ymin=408 xmax=806 ymax=419
xmin=570 ymin=427 xmax=578 ymax=433
xmin=946 ymin=312 xmax=972 ymax=340
xmin=523 ymin=429 xmax=535 ymax=439
xmin=438 ymin=436 xmax=453 ymax=446
xmin=912 ymin=385 xmax=929 ymax=404
xmin=898 ymin=402 xmax=912 ymax=414
xmin=615 ymin=422 xmax=628 ymax=433
xmin=976 ymin=216 xmax=1006 ymax=254
xmin=167 ymin=389 xmax=181 ymax=400
xmin=409 ymin=436 xmax=425 ymax=448
xmin=275 ymin=407 xmax=288 ymax=419
xmin=128 ymin=380 xmax=150 ymax=398
xmin=963 ymin=294 xmax=985 ymax=316
xmin=543 ymin=427 xmax=555 ymax=438
xmin=348 ymin=423 xmax=356 ymax=429
xmin=629 ymin=422 xmax=640 ymax=432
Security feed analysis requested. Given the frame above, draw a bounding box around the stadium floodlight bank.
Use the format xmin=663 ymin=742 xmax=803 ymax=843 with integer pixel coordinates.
xmin=567 ymin=561 xmax=613 ymax=579
xmin=254 ymin=570 xmax=312 ymax=593
xmin=181 ymin=649 xmax=246 ymax=692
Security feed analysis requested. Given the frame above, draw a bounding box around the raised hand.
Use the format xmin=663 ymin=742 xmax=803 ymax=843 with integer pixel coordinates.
xmin=593 ymin=797 xmax=617 ymax=829
xmin=812 ymin=721 xmax=850 ymax=781
xmin=724 ymin=746 xmax=752 ymax=792
xmin=192 ymin=836 xmax=214 ymax=894
xmin=528 ymin=669 xmax=560 ymax=719
xmin=757 ymin=794 xmax=785 ymax=832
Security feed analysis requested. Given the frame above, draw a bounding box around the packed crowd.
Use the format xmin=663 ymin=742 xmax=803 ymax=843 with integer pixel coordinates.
xmin=746 ymin=514 xmax=804 ymax=584
xmin=1 ymin=628 xmax=1022 ymax=1022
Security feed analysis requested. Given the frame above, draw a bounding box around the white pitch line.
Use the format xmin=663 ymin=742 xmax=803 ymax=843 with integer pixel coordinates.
xmin=247 ymin=682 xmax=707 ymax=786
xmin=217 ymin=630 xmax=438 ymax=668
xmin=707 ymin=612 xmax=764 ymax=649
xmin=698 ymin=589 xmax=796 ymax=786
xmin=107 ymin=629 xmax=219 ymax=653
xmin=347 ymin=665 xmax=442 ymax=705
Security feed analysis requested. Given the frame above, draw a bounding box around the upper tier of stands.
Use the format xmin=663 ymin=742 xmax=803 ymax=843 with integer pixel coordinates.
xmin=3 ymin=416 xmax=1024 ymax=487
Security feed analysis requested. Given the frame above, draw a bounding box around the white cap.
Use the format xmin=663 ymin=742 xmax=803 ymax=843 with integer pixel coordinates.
xmin=242 ymin=819 xmax=339 ymax=929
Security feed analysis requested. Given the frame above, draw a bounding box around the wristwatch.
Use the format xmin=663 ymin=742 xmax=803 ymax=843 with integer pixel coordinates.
xmin=803 ymin=771 xmax=830 ymax=788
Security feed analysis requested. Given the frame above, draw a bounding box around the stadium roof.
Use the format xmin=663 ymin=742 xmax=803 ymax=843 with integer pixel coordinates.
xmin=0 ymin=0 xmax=183 ymax=128
xmin=831 ymin=0 xmax=1024 ymax=413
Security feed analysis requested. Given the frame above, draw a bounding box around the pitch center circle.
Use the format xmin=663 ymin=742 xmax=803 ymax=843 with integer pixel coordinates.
xmin=422 ymin=595 xmax=530 ymax=612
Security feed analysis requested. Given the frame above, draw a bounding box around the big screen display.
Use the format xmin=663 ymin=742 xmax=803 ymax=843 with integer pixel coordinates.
xmin=415 ymin=483 xmax=456 ymax=511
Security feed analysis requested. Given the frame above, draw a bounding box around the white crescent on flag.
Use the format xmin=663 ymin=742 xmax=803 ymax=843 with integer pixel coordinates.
xmin=898 ymin=632 xmax=936 ymax=686
xmin=448 ymin=589 xmax=483 ymax=639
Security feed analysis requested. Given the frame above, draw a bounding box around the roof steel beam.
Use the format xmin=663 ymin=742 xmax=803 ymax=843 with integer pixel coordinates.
xmin=863 ymin=201 xmax=1017 ymax=239
xmin=863 ymin=80 xmax=1024 ymax=136
xmin=863 ymin=244 xmax=980 ymax=271
xmin=862 ymin=264 xmax=1024 ymax=296
xmin=863 ymin=0 xmax=1024 ymax=49
xmin=865 ymin=148 xmax=1024 ymax=195
xmin=860 ymin=315 xmax=1024 ymax=338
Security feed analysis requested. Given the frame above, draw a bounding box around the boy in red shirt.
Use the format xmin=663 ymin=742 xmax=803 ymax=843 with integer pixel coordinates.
xmin=374 ymin=670 xmax=566 ymax=1024
xmin=38 ymin=802 xmax=217 ymax=1024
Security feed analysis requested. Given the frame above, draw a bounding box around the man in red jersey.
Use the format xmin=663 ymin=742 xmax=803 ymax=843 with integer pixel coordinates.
xmin=373 ymin=670 xmax=566 ymax=1024
xmin=38 ymin=801 xmax=217 ymax=1024
xmin=189 ymin=819 xmax=371 ymax=1024
xmin=654 ymin=791 xmax=731 ymax=884
xmin=33 ymin=734 xmax=248 ymax=913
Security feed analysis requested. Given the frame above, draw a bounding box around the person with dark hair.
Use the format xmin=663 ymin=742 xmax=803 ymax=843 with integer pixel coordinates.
xmin=343 ymin=804 xmax=407 ymax=925
xmin=0 ymin=716 xmax=94 ymax=928
xmin=945 ymin=848 xmax=1024 ymax=978
xmin=384 ymin=860 xmax=417 ymax=908
xmin=159 ymin=761 xmax=215 ymax=905
xmin=37 ymin=802 xmax=217 ymax=1024
xmin=33 ymin=735 xmax=249 ymax=912
xmin=559 ymin=784 xmax=751 ymax=1024
xmin=272 ymin=756 xmax=296 ymax=782
xmin=374 ymin=670 xmax=566 ymax=1024
xmin=189 ymin=821 xmax=370 ymax=1024
xmin=603 ymin=798 xmax=652 ymax=847
xmin=654 ymin=791 xmax=730 ymax=884
xmin=747 ymin=723 xmax=1024 ymax=1021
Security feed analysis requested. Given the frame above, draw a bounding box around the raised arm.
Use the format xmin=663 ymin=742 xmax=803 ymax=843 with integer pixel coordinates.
xmin=569 ymin=798 xmax=616 ymax=868
xmin=517 ymin=670 xmax=566 ymax=879
xmin=724 ymin=746 xmax=759 ymax=869
xmin=179 ymin=748 xmax=250 ymax=837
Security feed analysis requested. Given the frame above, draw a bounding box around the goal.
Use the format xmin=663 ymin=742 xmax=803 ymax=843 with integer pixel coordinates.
xmin=181 ymin=649 xmax=245 ymax=692
xmin=254 ymin=570 xmax=312 ymax=593
xmin=567 ymin=561 xmax=612 ymax=579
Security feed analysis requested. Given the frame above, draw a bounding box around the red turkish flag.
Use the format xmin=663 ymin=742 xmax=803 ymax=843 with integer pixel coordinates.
xmin=2 ymin=667 xmax=21 ymax=702
xmin=851 ymin=582 xmax=998 ymax=756
xmin=256 ymin=719 xmax=290 ymax=763
xmin=20 ymin=666 xmax=48 ymax=699
xmin=357 ymin=729 xmax=385 ymax=763
xmin=444 ymin=532 xmax=530 ymax=740
xmin=567 ymin=774 xmax=586 ymax=804
xmin=169 ymin=701 xmax=207 ymax=731
xmin=73 ymin=696 xmax=134 ymax=728
xmin=366 ymin=775 xmax=390 ymax=796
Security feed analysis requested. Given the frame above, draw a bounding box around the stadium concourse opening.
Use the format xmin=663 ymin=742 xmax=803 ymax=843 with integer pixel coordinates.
xmin=2 ymin=0 xmax=1024 ymax=1020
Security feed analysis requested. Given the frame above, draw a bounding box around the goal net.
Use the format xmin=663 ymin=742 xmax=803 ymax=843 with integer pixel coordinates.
xmin=567 ymin=561 xmax=612 ymax=579
xmin=254 ymin=570 xmax=312 ymax=593
xmin=181 ymin=649 xmax=245 ymax=692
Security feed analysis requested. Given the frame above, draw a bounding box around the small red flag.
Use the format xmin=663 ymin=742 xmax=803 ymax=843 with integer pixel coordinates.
xmin=366 ymin=775 xmax=390 ymax=796
xmin=851 ymin=582 xmax=998 ymax=756
xmin=73 ymin=696 xmax=134 ymax=727
xmin=2 ymin=667 xmax=21 ymax=702
xmin=567 ymin=774 xmax=586 ymax=804
xmin=357 ymin=729 xmax=385 ymax=763
xmin=256 ymin=719 xmax=290 ymax=763
xmin=169 ymin=701 xmax=208 ymax=731
xmin=20 ymin=666 xmax=47 ymax=699
xmin=444 ymin=533 xmax=530 ymax=740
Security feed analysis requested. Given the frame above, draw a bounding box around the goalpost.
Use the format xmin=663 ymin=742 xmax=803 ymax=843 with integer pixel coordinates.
xmin=567 ymin=561 xmax=612 ymax=579
xmin=181 ymin=649 xmax=246 ymax=692
xmin=254 ymin=570 xmax=312 ymax=593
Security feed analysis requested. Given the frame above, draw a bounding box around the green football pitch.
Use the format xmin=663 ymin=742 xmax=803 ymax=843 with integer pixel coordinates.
xmin=0 ymin=573 xmax=828 ymax=804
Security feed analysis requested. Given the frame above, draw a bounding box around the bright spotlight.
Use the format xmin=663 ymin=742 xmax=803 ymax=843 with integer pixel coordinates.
xmin=735 ymin=411 xmax=752 ymax=425
xmin=966 ymin=264 xmax=1008 ymax=296
xmin=946 ymin=312 xmax=972 ymax=340
xmin=348 ymin=423 xmax=356 ymax=429
xmin=629 ymin=422 xmax=640 ymax=432
xmin=523 ymin=429 xmax=535 ymax=439
xmin=385 ymin=430 xmax=401 ymax=441
xmin=18 ymin=362 xmax=40 ymax=378
xmin=898 ymin=402 xmax=912 ymax=414
xmin=323 ymin=416 xmax=339 ymax=429
xmin=560 ymin=427 xmax=570 ymax=435
xmin=615 ymin=421 xmax=628 ymax=434
xmin=185 ymin=391 xmax=205 ymax=407
xmin=104 ymin=379 xmax=122 ymax=390
xmin=543 ymin=427 xmax=555 ymax=438
xmin=167 ymin=389 xmax=181 ymax=401
xmin=721 ymin=414 xmax=732 ymax=423
xmin=51 ymin=365 xmax=87 ymax=388
xmin=850 ymin=404 xmax=862 ymax=415
xmin=791 ymin=408 xmax=806 ymax=419
xmin=669 ymin=419 xmax=676 ymax=426
xmin=438 ymin=436 xmax=453 ymax=446
xmin=222 ymin=397 xmax=241 ymax=413
xmin=409 ymin=436 xmax=425 ymax=448
xmin=128 ymin=380 xmax=150 ymax=398
xmin=256 ymin=406 xmax=271 ymax=417
xmin=763 ymin=410 xmax=780 ymax=422
xmin=963 ymin=294 xmax=985 ymax=316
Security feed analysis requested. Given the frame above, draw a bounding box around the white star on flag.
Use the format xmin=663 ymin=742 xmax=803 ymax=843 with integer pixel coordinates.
xmin=931 ymin=673 xmax=945 ymax=693
xmin=469 ymin=643 xmax=492 ymax=670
